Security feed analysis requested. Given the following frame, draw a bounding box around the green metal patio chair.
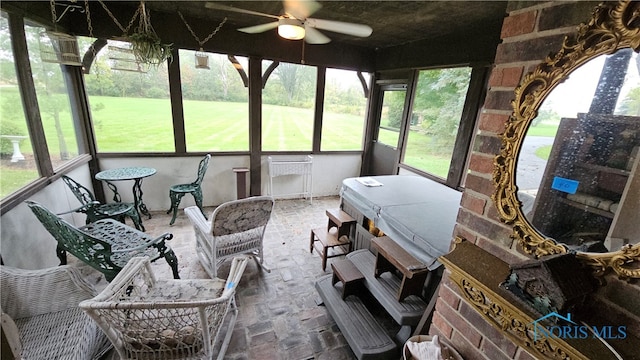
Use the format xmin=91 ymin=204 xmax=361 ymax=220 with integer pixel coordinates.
xmin=167 ymin=154 xmax=211 ymax=225
xmin=62 ymin=175 xmax=144 ymax=231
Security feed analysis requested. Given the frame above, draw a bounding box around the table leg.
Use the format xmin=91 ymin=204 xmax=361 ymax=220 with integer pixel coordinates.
xmin=105 ymin=181 xmax=121 ymax=202
xmin=132 ymin=178 xmax=152 ymax=219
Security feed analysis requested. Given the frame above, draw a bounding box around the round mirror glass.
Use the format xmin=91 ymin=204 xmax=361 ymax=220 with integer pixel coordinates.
xmin=516 ymin=49 xmax=639 ymax=253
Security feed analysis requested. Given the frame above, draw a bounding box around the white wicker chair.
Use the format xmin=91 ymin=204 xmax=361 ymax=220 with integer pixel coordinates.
xmin=79 ymin=256 xmax=248 ymax=360
xmin=185 ymin=196 xmax=274 ymax=278
xmin=0 ymin=264 xmax=111 ymax=360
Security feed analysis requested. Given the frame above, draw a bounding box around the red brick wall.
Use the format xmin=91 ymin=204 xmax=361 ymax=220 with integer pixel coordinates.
xmin=427 ymin=2 xmax=625 ymax=359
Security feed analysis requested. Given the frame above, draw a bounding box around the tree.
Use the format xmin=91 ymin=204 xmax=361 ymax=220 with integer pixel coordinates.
xmin=618 ymin=87 xmax=640 ymax=115
xmin=412 ymin=67 xmax=471 ymax=148
xmin=24 ymin=24 xmax=73 ymax=160
xmin=276 ymin=62 xmax=298 ymax=103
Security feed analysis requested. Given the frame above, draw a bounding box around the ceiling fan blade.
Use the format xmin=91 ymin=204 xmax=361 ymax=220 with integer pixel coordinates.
xmin=305 ymin=18 xmax=373 ymax=37
xmin=205 ymin=2 xmax=280 ymax=19
xmin=304 ymin=26 xmax=331 ymax=44
xmin=238 ymin=22 xmax=280 ymax=34
xmin=283 ymin=0 xmax=322 ymax=19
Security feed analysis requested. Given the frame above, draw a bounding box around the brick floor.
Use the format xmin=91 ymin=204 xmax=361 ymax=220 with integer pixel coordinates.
xmin=93 ymin=196 xmax=402 ymax=359
xmin=139 ymin=196 xmax=356 ymax=359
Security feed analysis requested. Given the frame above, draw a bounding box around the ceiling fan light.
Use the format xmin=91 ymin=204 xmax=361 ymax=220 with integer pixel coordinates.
xmin=278 ymin=18 xmax=305 ymax=40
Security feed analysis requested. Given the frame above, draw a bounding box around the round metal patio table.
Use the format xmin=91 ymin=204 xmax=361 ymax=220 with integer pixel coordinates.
xmin=96 ymin=167 xmax=156 ymax=219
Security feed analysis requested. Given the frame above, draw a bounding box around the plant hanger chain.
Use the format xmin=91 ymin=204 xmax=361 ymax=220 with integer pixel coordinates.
xmin=137 ymin=2 xmax=154 ymax=35
xmin=178 ymin=11 xmax=227 ymax=49
xmin=49 ymin=0 xmax=57 ymax=30
xmin=97 ymin=0 xmax=141 ymax=36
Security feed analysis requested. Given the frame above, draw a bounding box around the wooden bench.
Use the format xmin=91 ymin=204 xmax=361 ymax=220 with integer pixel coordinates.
xmin=326 ymin=208 xmax=355 ymax=238
xmin=310 ymin=208 xmax=355 ymax=271
xmin=315 ymin=274 xmax=398 ymax=360
xmin=372 ymin=236 xmax=429 ymax=301
xmin=331 ymin=259 xmax=365 ymax=299
xmin=346 ymin=249 xmax=427 ymax=327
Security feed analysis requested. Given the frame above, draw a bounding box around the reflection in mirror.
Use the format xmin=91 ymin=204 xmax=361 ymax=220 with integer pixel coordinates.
xmin=516 ymin=50 xmax=639 ymax=253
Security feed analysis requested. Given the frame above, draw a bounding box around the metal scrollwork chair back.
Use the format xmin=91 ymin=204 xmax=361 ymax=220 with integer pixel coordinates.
xmin=61 ymin=175 xmax=144 ymax=231
xmin=167 ymin=154 xmax=211 ymax=225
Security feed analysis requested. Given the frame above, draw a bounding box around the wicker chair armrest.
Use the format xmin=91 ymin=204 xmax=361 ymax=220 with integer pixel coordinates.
xmin=81 ymin=257 xmax=248 ymax=309
xmin=0 ymin=265 xmax=97 ymax=319
xmin=81 ymin=257 xmax=155 ymax=304
xmin=185 ymin=206 xmax=212 ymax=237
xmin=0 ymin=311 xmax=22 ymax=357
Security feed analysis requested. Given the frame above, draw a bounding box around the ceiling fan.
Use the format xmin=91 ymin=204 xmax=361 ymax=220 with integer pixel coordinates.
xmin=204 ymin=0 xmax=373 ymax=44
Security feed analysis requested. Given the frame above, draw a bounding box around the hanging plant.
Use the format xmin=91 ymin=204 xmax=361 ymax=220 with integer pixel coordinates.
xmin=126 ymin=1 xmax=172 ymax=66
xmin=128 ymin=31 xmax=172 ymax=66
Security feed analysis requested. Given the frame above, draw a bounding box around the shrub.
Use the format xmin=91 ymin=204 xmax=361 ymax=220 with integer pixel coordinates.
xmin=0 ymin=122 xmax=27 ymax=157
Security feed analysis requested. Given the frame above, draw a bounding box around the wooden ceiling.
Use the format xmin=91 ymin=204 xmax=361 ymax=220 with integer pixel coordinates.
xmin=142 ymin=1 xmax=508 ymax=50
xmin=2 ymin=1 xmax=509 ymax=70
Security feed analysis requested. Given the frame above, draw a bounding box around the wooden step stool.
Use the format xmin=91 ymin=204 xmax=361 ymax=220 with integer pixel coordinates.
xmin=310 ymin=208 xmax=356 ymax=271
xmin=331 ymin=259 xmax=365 ymax=299
xmin=372 ymin=236 xmax=429 ymax=302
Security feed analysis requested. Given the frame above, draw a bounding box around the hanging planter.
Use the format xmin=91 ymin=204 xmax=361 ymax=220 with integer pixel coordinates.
xmin=195 ymin=49 xmax=210 ymax=69
xmin=113 ymin=1 xmax=173 ymax=67
xmin=178 ymin=11 xmax=226 ymax=70
xmin=128 ymin=31 xmax=172 ymax=66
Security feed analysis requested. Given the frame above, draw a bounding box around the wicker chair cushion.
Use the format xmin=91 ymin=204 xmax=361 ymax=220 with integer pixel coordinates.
xmin=14 ymin=308 xmax=108 ymax=360
xmin=212 ymin=228 xmax=263 ymax=257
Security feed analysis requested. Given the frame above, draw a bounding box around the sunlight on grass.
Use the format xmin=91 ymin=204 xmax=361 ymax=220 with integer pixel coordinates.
xmin=2 ymin=96 xmax=451 ymax=193
xmin=535 ymin=145 xmax=552 ymax=160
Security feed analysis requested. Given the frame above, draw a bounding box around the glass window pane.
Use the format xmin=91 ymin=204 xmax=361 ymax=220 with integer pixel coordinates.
xmin=262 ymin=62 xmax=316 ymax=151
xmin=0 ymin=12 xmax=40 ymax=198
xmin=403 ymin=67 xmax=472 ymax=178
xmin=377 ymin=89 xmax=405 ymax=149
xmin=25 ymin=22 xmax=81 ymax=168
xmin=179 ymin=49 xmax=249 ymax=151
xmin=83 ymin=39 xmax=174 ymax=152
xmin=321 ymin=69 xmax=368 ymax=151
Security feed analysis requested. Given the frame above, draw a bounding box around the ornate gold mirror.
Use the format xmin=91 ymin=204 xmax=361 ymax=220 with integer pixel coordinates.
xmin=493 ymin=0 xmax=640 ymax=280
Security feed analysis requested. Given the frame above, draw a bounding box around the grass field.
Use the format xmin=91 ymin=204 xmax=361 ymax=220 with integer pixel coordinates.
xmin=1 ymin=94 xmax=489 ymax=194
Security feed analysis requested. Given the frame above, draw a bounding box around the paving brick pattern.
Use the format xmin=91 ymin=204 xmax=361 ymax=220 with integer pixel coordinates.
xmin=137 ymin=196 xmax=360 ymax=359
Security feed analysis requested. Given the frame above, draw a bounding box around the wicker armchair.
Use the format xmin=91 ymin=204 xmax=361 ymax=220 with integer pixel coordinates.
xmin=80 ymin=256 xmax=248 ymax=360
xmin=0 ymin=264 xmax=111 ymax=360
xmin=185 ymin=196 xmax=274 ymax=278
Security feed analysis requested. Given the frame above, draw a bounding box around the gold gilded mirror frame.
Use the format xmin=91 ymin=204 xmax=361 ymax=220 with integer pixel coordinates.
xmin=493 ymin=0 xmax=640 ymax=280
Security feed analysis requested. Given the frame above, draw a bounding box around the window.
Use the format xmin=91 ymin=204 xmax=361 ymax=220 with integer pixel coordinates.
xmin=83 ymin=39 xmax=174 ymax=152
xmin=262 ymin=62 xmax=317 ymax=151
xmin=321 ymin=68 xmax=368 ymax=151
xmin=0 ymin=12 xmax=39 ymax=198
xmin=179 ymin=50 xmax=249 ymax=152
xmin=25 ymin=22 xmax=82 ymax=168
xmin=377 ymin=86 xmax=406 ymax=149
xmin=402 ymin=67 xmax=472 ymax=178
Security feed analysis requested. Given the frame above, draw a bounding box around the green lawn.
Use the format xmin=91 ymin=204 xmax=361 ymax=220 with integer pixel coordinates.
xmin=1 ymin=94 xmax=457 ymax=195
xmin=527 ymin=123 xmax=559 ymax=137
